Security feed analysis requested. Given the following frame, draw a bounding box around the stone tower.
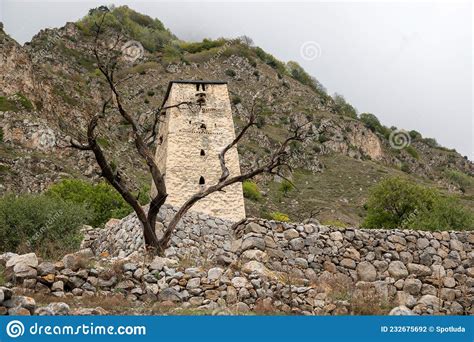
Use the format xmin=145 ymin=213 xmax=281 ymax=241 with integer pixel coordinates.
xmin=153 ymin=80 xmax=246 ymax=221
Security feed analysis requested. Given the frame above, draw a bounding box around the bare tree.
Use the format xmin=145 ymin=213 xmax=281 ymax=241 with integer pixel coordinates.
xmin=70 ymin=14 xmax=310 ymax=255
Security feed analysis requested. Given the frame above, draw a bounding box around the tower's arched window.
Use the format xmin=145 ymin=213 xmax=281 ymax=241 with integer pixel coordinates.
xmin=200 ymin=149 xmax=206 ymax=156
xmin=199 ymin=176 xmax=205 ymax=185
xmin=200 ymin=123 xmax=207 ymax=130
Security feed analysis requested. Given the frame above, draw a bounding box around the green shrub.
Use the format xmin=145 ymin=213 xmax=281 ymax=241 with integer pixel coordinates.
xmin=278 ymin=179 xmax=294 ymax=196
xmin=322 ymin=219 xmax=348 ymax=228
xmin=0 ymin=97 xmax=18 ymax=112
xmin=400 ymin=162 xmax=411 ymax=173
xmin=359 ymin=113 xmax=383 ymax=133
xmin=0 ymin=127 xmax=3 ymax=143
xmin=443 ymin=169 xmax=473 ymax=190
xmin=404 ymin=145 xmax=419 ymax=159
xmin=409 ymin=130 xmax=422 ymax=140
xmin=77 ymin=6 xmax=175 ymax=52
xmin=180 ymin=38 xmax=227 ymax=54
xmin=46 ymin=179 xmax=140 ymax=227
xmin=231 ymin=96 xmax=242 ymax=105
xmin=286 ymin=61 xmax=328 ymax=98
xmin=422 ymin=137 xmax=438 ymax=148
xmin=333 ymin=93 xmax=357 ymax=119
xmin=269 ymin=211 xmax=290 ymax=222
xmin=0 ymin=194 xmax=91 ymax=259
xmin=362 ymin=177 xmax=473 ymax=230
xmin=225 ymin=69 xmax=236 ymax=77
xmin=15 ymin=93 xmax=34 ymax=111
xmin=254 ymin=47 xmax=288 ymax=76
xmin=242 ymin=180 xmax=262 ymax=201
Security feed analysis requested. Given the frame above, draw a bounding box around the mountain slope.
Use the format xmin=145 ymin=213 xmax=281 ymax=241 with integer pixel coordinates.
xmin=0 ymin=6 xmax=472 ymax=226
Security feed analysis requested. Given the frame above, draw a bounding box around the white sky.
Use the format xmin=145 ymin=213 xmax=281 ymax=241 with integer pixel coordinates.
xmin=1 ymin=0 xmax=472 ymax=159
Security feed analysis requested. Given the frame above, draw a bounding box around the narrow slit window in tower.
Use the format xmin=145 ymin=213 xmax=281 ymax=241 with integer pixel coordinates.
xmin=200 ymin=149 xmax=206 ymax=156
xmin=199 ymin=176 xmax=205 ymax=185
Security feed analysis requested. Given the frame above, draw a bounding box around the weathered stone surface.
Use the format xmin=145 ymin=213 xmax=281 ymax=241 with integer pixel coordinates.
xmin=389 ymin=305 xmax=415 ymax=316
xmin=388 ymin=261 xmax=408 ymax=279
xmin=356 ymin=261 xmax=377 ymax=282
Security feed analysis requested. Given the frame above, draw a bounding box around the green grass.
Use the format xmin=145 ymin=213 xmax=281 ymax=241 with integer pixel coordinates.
xmin=0 ymin=97 xmax=19 ymax=112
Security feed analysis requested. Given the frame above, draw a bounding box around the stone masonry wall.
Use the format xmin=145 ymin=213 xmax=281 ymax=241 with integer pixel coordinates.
xmin=82 ymin=207 xmax=474 ymax=315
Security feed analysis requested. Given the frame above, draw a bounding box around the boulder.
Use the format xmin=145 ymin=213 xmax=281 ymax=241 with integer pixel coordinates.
xmin=388 ymin=261 xmax=408 ymax=279
xmin=241 ymin=237 xmax=265 ymax=251
xmin=389 ymin=305 xmax=415 ymax=316
xmin=35 ymin=302 xmax=70 ymax=316
xmin=207 ymin=267 xmax=224 ymax=281
xmin=5 ymin=253 xmax=38 ymax=269
xmin=356 ymin=261 xmax=377 ymax=282
xmin=403 ymin=278 xmax=422 ymax=295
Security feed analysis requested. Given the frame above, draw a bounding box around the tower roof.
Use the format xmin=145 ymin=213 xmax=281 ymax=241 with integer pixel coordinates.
xmin=161 ymin=80 xmax=227 ymax=108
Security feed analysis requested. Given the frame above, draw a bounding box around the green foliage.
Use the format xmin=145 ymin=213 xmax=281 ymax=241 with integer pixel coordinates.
xmin=0 ymin=97 xmax=19 ymax=112
xmin=269 ymin=211 xmax=290 ymax=222
xmin=14 ymin=93 xmax=34 ymax=111
xmin=46 ymin=179 xmax=140 ymax=227
xmin=400 ymin=163 xmax=410 ymax=173
xmin=278 ymin=180 xmax=294 ymax=196
xmin=243 ymin=180 xmax=262 ymax=201
xmin=254 ymin=47 xmax=288 ymax=76
xmin=322 ymin=219 xmax=348 ymax=228
xmin=409 ymin=130 xmax=422 ymax=140
xmin=333 ymin=93 xmax=357 ymax=119
xmin=0 ymin=193 xmax=91 ymax=259
xmin=404 ymin=145 xmax=419 ymax=159
xmin=77 ymin=6 xmax=175 ymax=52
xmin=422 ymin=137 xmax=439 ymax=148
xmin=225 ymin=69 xmax=236 ymax=77
xmin=162 ymin=44 xmax=184 ymax=64
xmin=231 ymin=96 xmax=242 ymax=105
xmin=0 ymin=127 xmax=3 ymax=143
xmin=362 ymin=177 xmax=473 ymax=231
xmin=180 ymin=38 xmax=227 ymax=54
xmin=286 ymin=61 xmax=328 ymax=98
xmin=359 ymin=113 xmax=382 ymax=133
xmin=443 ymin=169 xmax=474 ymax=190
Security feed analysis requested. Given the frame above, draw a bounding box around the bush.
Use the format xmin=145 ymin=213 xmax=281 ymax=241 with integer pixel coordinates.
xmin=254 ymin=47 xmax=288 ymax=76
xmin=286 ymin=61 xmax=328 ymax=98
xmin=225 ymin=69 xmax=236 ymax=77
xmin=409 ymin=130 xmax=422 ymax=140
xmin=46 ymin=179 xmax=142 ymax=227
xmin=400 ymin=162 xmax=411 ymax=173
xmin=231 ymin=96 xmax=242 ymax=105
xmin=404 ymin=145 xmax=419 ymax=159
xmin=180 ymin=38 xmax=227 ymax=54
xmin=278 ymin=179 xmax=294 ymax=196
xmin=422 ymin=137 xmax=439 ymax=148
xmin=359 ymin=113 xmax=380 ymax=131
xmin=77 ymin=6 xmax=175 ymax=52
xmin=333 ymin=93 xmax=357 ymax=119
xmin=15 ymin=93 xmax=34 ymax=111
xmin=0 ymin=127 xmax=3 ymax=143
xmin=269 ymin=212 xmax=290 ymax=222
xmin=242 ymin=180 xmax=262 ymax=201
xmin=443 ymin=169 xmax=473 ymax=190
xmin=0 ymin=194 xmax=91 ymax=259
xmin=362 ymin=177 xmax=473 ymax=230
xmin=0 ymin=97 xmax=18 ymax=112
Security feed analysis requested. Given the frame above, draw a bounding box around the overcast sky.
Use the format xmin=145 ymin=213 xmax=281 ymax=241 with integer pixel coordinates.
xmin=1 ymin=0 xmax=472 ymax=159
